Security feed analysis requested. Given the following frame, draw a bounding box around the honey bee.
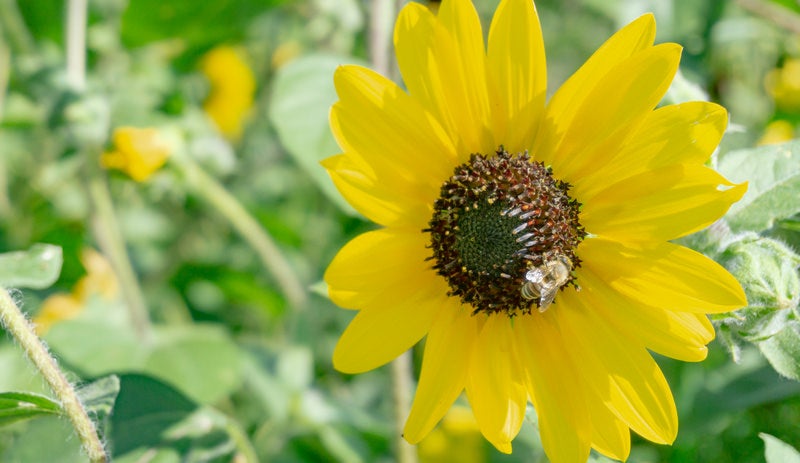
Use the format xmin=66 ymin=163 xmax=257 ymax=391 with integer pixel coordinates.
xmin=520 ymin=255 xmax=573 ymax=312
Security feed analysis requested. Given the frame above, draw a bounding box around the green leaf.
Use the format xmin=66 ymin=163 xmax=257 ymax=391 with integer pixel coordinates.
xmin=0 ymin=244 xmax=62 ymax=289
xmin=269 ymin=53 xmax=368 ymax=215
xmin=758 ymin=321 xmax=800 ymax=381
xmin=121 ymin=0 xmax=287 ymax=67
xmin=1 ymin=415 xmax=84 ymax=462
xmin=718 ymin=141 xmax=800 ymax=232
xmin=144 ymin=325 xmax=244 ymax=404
xmin=77 ymin=375 xmax=121 ymax=426
xmin=761 ymin=432 xmax=800 ymax=463
xmin=110 ymin=374 xmax=198 ymax=457
xmin=0 ymin=391 xmax=60 ymax=426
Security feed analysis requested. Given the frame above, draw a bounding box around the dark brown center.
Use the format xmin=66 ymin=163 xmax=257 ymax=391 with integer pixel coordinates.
xmin=426 ymin=148 xmax=585 ymax=316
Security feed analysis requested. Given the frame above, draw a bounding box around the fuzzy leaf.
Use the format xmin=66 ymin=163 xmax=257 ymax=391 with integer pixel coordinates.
xmin=758 ymin=321 xmax=800 ymax=381
xmin=761 ymin=432 xmax=800 ymax=463
xmin=0 ymin=391 xmax=61 ymax=426
xmin=718 ymin=141 xmax=800 ymax=232
xmin=0 ymin=244 xmax=62 ymax=289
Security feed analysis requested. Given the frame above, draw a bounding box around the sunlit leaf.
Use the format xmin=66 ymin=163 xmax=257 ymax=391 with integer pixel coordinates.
xmin=718 ymin=141 xmax=800 ymax=232
xmin=0 ymin=391 xmax=60 ymax=426
xmin=77 ymin=375 xmax=121 ymax=426
xmin=758 ymin=321 xmax=800 ymax=381
xmin=0 ymin=244 xmax=62 ymax=289
xmin=144 ymin=324 xmax=244 ymax=404
xmin=761 ymin=432 xmax=800 ymax=463
xmin=269 ymin=53 xmax=367 ymax=215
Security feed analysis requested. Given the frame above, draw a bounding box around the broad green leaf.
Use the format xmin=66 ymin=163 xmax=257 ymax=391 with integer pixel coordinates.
xmin=110 ymin=374 xmax=198 ymax=458
xmin=144 ymin=324 xmax=244 ymax=404
xmin=718 ymin=141 xmax=800 ymax=232
xmin=45 ymin=318 xmax=147 ymax=376
xmin=758 ymin=321 xmax=800 ymax=381
xmin=269 ymin=53 xmax=367 ymax=215
xmin=761 ymin=432 xmax=800 ymax=463
xmin=121 ymin=0 xmax=287 ymax=68
xmin=1 ymin=415 xmax=83 ymax=462
xmin=0 ymin=244 xmax=62 ymax=289
xmin=0 ymin=391 xmax=60 ymax=426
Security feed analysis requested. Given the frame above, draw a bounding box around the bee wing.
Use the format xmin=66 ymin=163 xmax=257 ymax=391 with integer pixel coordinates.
xmin=537 ymin=287 xmax=558 ymax=312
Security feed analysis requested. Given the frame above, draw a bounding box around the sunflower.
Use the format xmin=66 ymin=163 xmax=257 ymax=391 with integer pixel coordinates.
xmin=323 ymin=0 xmax=747 ymax=461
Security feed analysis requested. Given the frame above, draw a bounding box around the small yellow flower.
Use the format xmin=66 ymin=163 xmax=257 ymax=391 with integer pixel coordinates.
xmin=766 ymin=58 xmax=800 ymax=111
xmin=101 ymin=127 xmax=171 ymax=182
xmin=323 ymin=0 xmax=747 ymax=461
xmin=34 ymin=249 xmax=118 ymax=334
xmin=34 ymin=294 xmax=83 ymax=335
xmin=201 ymin=46 xmax=256 ymax=139
xmin=757 ymin=120 xmax=795 ymax=146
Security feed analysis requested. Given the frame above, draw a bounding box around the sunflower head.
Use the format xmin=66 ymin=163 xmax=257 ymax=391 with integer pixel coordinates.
xmin=324 ymin=0 xmax=747 ymax=461
xmin=427 ymin=147 xmax=585 ymax=316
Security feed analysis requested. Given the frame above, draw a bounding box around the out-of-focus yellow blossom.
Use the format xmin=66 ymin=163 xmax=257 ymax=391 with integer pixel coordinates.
xmin=419 ymin=404 xmax=485 ymax=463
xmin=758 ymin=120 xmax=795 ymax=146
xmin=34 ymin=249 xmax=118 ymax=335
xmin=271 ymin=41 xmax=302 ymax=70
xmin=100 ymin=127 xmax=171 ymax=182
xmin=201 ymin=46 xmax=256 ymax=139
xmin=766 ymin=58 xmax=800 ymax=111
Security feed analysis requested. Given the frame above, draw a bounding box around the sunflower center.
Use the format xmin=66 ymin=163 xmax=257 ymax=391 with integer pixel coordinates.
xmin=427 ymin=148 xmax=586 ymax=316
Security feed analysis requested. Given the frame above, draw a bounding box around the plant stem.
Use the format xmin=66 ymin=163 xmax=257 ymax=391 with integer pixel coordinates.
xmin=391 ymin=352 xmax=418 ymax=463
xmin=736 ymin=0 xmax=800 ymax=34
xmin=0 ymin=289 xmax=108 ymax=462
xmin=173 ymin=157 xmax=307 ymax=309
xmin=0 ymin=0 xmax=35 ymax=54
xmin=87 ymin=176 xmax=153 ymax=340
xmin=65 ymin=0 xmax=87 ymax=91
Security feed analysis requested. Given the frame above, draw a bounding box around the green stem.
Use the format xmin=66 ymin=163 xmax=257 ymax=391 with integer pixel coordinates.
xmin=65 ymin=0 xmax=87 ymax=91
xmin=0 ymin=0 xmax=35 ymax=54
xmin=222 ymin=412 xmax=260 ymax=463
xmin=391 ymin=352 xmax=418 ymax=463
xmin=87 ymin=176 xmax=153 ymax=340
xmin=0 ymin=289 xmax=108 ymax=462
xmin=173 ymin=157 xmax=307 ymax=309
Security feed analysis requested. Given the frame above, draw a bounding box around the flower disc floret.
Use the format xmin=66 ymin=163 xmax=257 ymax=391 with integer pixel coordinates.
xmin=427 ymin=148 xmax=585 ymax=315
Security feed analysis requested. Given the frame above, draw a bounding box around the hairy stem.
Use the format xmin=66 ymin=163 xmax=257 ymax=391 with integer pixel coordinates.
xmin=0 ymin=289 xmax=108 ymax=462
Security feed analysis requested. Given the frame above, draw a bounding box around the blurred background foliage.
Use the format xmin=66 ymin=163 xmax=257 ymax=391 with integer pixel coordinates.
xmin=1 ymin=0 xmax=800 ymax=461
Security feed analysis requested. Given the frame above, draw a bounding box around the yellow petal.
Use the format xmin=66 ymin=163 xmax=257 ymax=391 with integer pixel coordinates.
xmin=587 ymin=393 xmax=631 ymax=461
xmin=394 ymin=0 xmax=494 ymax=155
xmin=324 ymin=229 xmax=439 ymax=310
xmin=322 ymin=155 xmax=432 ymax=228
xmin=332 ymin=290 xmax=445 ymax=374
xmin=465 ymin=315 xmax=527 ymax=454
xmin=487 ymin=0 xmax=547 ymax=153
xmin=576 ymin=267 xmax=715 ymax=362
xmin=514 ymin=313 xmax=591 ymax=463
xmin=556 ymin=290 xmax=679 ymax=444
xmin=331 ymin=65 xmax=456 ymax=195
xmin=574 ymin=101 xmax=728 ymax=200
xmin=394 ymin=4 xmax=449 ymax=131
xmin=582 ymin=164 xmax=747 ymax=241
xmin=534 ymin=13 xmax=655 ymax=164
xmin=579 ymin=238 xmax=747 ymax=314
xmin=540 ymin=43 xmax=682 ymax=182
xmin=404 ymin=303 xmax=476 ymax=443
